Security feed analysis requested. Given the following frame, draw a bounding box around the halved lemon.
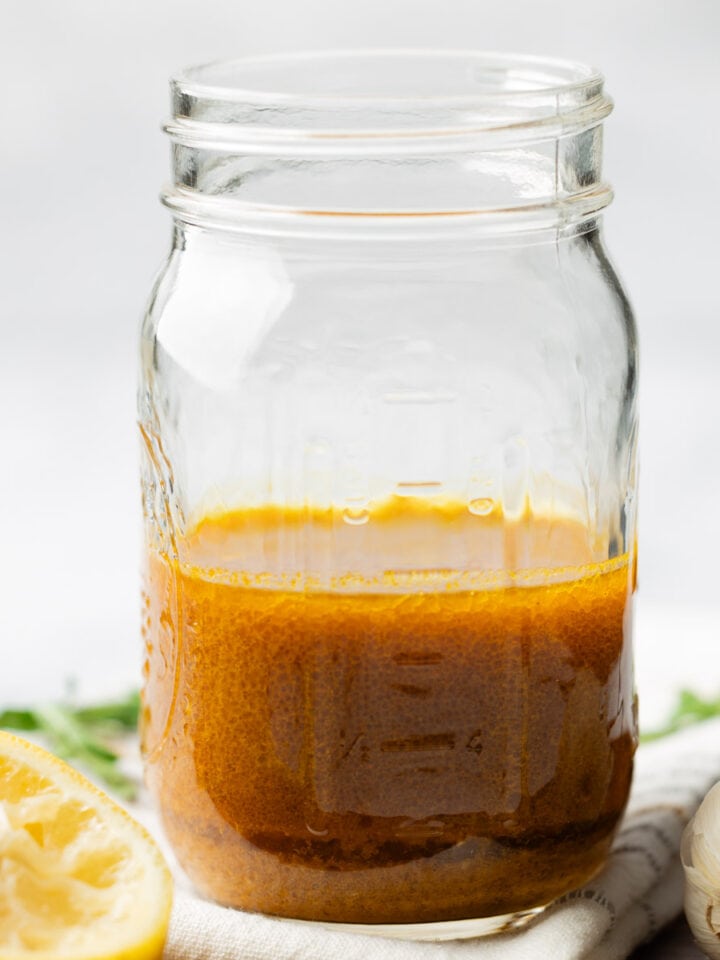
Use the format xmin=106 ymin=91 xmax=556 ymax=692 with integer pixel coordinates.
xmin=0 ymin=730 xmax=172 ymax=959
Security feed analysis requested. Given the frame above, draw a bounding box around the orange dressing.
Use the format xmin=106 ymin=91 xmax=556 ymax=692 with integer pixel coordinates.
xmin=142 ymin=501 xmax=635 ymax=923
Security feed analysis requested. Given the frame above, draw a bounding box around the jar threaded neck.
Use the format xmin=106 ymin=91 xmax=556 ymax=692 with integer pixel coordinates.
xmin=164 ymin=50 xmax=613 ymax=237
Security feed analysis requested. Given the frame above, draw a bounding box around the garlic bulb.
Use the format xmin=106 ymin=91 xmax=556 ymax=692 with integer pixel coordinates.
xmin=682 ymin=780 xmax=720 ymax=956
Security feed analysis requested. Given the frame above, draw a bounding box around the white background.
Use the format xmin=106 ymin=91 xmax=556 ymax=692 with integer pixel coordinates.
xmin=1 ymin=0 xmax=718 ymax=724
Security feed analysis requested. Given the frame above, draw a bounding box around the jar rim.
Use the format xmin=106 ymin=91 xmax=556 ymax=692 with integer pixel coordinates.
xmin=168 ymin=49 xmax=611 ymax=147
xmin=173 ymin=49 xmax=603 ymax=106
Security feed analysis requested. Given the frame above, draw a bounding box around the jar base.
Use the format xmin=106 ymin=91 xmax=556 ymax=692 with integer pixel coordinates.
xmin=281 ymin=905 xmax=547 ymax=941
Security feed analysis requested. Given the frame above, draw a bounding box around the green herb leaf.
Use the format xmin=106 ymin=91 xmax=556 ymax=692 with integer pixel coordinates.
xmin=74 ymin=691 xmax=141 ymax=730
xmin=0 ymin=709 xmax=40 ymax=731
xmin=641 ymin=688 xmax=720 ymax=742
xmin=0 ymin=692 xmax=141 ymax=800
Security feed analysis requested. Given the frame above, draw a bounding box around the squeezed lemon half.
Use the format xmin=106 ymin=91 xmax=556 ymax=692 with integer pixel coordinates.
xmin=0 ymin=730 xmax=172 ymax=959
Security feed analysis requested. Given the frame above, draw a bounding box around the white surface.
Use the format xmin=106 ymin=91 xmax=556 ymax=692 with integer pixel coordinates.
xmin=1 ymin=1 xmax=718 ymax=711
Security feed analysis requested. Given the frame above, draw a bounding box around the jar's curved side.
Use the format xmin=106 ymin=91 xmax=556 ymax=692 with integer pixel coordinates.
xmin=555 ymin=225 xmax=639 ymax=566
xmin=553 ymin=227 xmax=639 ymax=834
xmin=138 ymin=235 xmax=187 ymax=763
xmin=586 ymin=228 xmax=639 ymax=532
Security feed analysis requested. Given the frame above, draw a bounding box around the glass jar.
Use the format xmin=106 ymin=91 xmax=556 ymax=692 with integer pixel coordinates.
xmin=139 ymin=50 xmax=638 ymax=937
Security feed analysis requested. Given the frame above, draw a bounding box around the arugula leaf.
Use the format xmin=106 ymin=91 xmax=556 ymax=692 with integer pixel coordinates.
xmin=0 ymin=709 xmax=40 ymax=731
xmin=0 ymin=691 xmax=141 ymax=800
xmin=641 ymin=689 xmax=720 ymax=742
xmin=74 ymin=691 xmax=141 ymax=730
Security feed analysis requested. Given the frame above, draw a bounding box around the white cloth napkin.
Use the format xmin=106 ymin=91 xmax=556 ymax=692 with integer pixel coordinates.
xmin=134 ymin=720 xmax=720 ymax=960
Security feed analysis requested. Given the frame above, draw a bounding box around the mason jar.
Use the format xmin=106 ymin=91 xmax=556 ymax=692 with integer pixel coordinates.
xmin=139 ymin=50 xmax=638 ymax=937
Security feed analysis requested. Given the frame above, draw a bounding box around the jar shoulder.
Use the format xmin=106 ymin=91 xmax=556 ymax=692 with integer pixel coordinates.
xmin=140 ymin=227 xmax=637 ymax=396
